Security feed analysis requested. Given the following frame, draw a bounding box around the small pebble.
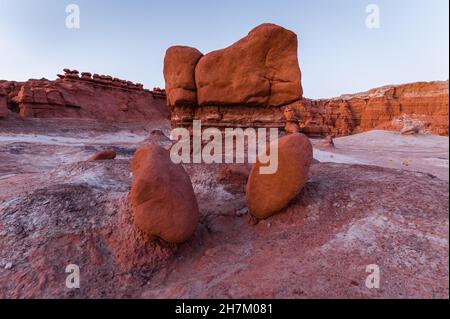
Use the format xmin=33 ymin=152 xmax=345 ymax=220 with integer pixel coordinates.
xmin=5 ymin=262 xmax=13 ymax=270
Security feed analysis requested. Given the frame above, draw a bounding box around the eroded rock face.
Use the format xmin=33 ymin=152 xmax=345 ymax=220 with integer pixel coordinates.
xmin=164 ymin=46 xmax=203 ymax=107
xmin=164 ymin=23 xmax=303 ymax=131
xmin=246 ymin=133 xmax=313 ymax=219
xmin=0 ymin=71 xmax=169 ymax=122
xmin=295 ymin=81 xmax=449 ymax=137
xmin=195 ymin=24 xmax=302 ymax=107
xmin=130 ymin=144 xmax=199 ymax=243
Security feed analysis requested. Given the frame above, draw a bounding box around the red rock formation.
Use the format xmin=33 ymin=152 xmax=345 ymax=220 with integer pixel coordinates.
xmin=195 ymin=23 xmax=302 ymax=107
xmin=0 ymin=70 xmax=169 ymax=122
xmin=296 ymin=80 xmax=449 ymax=136
xmin=164 ymin=24 xmax=448 ymax=137
xmin=164 ymin=23 xmax=303 ymax=131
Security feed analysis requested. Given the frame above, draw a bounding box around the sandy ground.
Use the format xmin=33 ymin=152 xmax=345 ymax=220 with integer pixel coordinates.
xmin=0 ymin=120 xmax=448 ymax=298
xmin=1 ymin=121 xmax=448 ymax=182
xmin=0 ymin=118 xmax=171 ymax=177
xmin=312 ymin=130 xmax=449 ymax=181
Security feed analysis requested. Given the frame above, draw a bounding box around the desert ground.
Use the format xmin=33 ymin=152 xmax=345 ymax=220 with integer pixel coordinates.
xmin=0 ymin=117 xmax=448 ymax=298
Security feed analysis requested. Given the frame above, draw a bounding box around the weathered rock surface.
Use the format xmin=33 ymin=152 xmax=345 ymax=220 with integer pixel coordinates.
xmin=164 ymin=23 xmax=303 ymax=131
xmin=0 ymin=71 xmax=169 ymax=122
xmin=247 ymin=134 xmax=313 ymax=219
xmin=164 ymin=46 xmax=203 ymax=107
xmin=0 ymin=159 xmax=447 ymax=298
xmin=195 ymin=23 xmax=302 ymax=107
xmin=130 ymin=144 xmax=199 ymax=243
xmin=295 ymin=81 xmax=449 ymax=137
xmin=164 ymin=25 xmax=447 ymax=137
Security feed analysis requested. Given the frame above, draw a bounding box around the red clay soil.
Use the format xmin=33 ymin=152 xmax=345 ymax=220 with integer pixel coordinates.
xmin=0 ymin=159 xmax=447 ymax=298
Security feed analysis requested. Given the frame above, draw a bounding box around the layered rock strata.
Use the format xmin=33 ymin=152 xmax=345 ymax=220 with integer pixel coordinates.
xmin=164 ymin=23 xmax=448 ymax=136
xmin=0 ymin=70 xmax=168 ymax=122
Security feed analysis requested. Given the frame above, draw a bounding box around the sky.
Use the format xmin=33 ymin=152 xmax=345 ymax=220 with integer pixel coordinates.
xmin=0 ymin=0 xmax=448 ymax=98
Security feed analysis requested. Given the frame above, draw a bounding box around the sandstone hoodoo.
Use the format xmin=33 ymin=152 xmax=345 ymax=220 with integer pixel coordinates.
xmin=130 ymin=144 xmax=199 ymax=243
xmin=246 ymin=133 xmax=313 ymax=219
xmin=164 ymin=23 xmax=303 ymax=131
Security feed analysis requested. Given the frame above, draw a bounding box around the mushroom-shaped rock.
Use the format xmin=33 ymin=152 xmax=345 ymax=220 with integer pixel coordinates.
xmin=195 ymin=23 xmax=302 ymax=107
xmin=130 ymin=144 xmax=199 ymax=243
xmin=163 ymin=46 xmax=203 ymax=106
xmin=89 ymin=150 xmax=117 ymax=161
xmin=246 ymin=133 xmax=313 ymax=219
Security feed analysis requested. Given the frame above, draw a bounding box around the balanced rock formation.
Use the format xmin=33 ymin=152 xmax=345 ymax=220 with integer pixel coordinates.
xmin=164 ymin=23 xmax=302 ymax=131
xmin=0 ymin=70 xmax=168 ymax=122
xmin=89 ymin=150 xmax=117 ymax=161
xmin=130 ymin=144 xmax=199 ymax=243
xmin=246 ymin=134 xmax=313 ymax=219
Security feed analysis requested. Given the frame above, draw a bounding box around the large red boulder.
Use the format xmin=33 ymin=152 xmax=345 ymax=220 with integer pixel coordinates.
xmin=246 ymin=133 xmax=313 ymax=219
xmin=164 ymin=46 xmax=203 ymax=107
xmin=130 ymin=144 xmax=199 ymax=243
xmin=195 ymin=23 xmax=302 ymax=107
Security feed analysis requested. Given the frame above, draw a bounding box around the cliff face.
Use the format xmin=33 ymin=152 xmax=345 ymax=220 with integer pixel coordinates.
xmin=0 ymin=70 xmax=168 ymax=122
xmin=296 ymin=80 xmax=449 ymax=136
xmin=169 ymin=80 xmax=449 ymax=136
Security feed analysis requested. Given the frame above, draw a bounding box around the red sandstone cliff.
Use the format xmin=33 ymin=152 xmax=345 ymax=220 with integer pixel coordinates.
xmin=297 ymin=80 xmax=449 ymax=137
xmin=0 ymin=69 xmax=168 ymax=122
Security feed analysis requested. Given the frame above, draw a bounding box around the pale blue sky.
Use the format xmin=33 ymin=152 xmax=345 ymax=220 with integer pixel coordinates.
xmin=0 ymin=0 xmax=448 ymax=98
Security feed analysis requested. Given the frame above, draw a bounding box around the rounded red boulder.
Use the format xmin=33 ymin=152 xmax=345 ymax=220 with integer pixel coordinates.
xmin=246 ymin=133 xmax=313 ymax=219
xmin=130 ymin=144 xmax=199 ymax=243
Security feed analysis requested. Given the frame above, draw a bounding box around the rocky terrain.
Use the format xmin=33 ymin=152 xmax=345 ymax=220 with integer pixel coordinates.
xmin=0 ymin=23 xmax=448 ymax=299
xmin=0 ymin=118 xmax=448 ymax=298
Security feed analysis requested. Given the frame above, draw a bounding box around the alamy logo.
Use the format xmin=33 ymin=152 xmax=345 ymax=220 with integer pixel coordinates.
xmin=65 ymin=264 xmax=80 ymax=289
xmin=170 ymin=121 xmax=279 ymax=174
xmin=65 ymin=4 xmax=80 ymax=29
xmin=366 ymin=4 xmax=381 ymax=29
xmin=365 ymin=264 xmax=380 ymax=289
